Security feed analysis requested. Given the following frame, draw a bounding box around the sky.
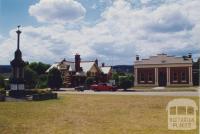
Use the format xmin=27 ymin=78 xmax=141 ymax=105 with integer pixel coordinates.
xmin=0 ymin=0 xmax=200 ymax=65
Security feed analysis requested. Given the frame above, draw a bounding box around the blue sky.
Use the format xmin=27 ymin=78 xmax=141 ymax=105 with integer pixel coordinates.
xmin=0 ymin=0 xmax=105 ymax=36
xmin=0 ymin=0 xmax=200 ymax=65
xmin=0 ymin=0 xmax=39 ymax=36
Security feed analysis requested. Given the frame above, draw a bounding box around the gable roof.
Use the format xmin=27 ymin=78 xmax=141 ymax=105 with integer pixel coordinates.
xmin=46 ymin=63 xmax=59 ymax=73
xmin=135 ymin=54 xmax=192 ymax=65
xmin=80 ymin=61 xmax=95 ymax=72
xmin=46 ymin=61 xmax=97 ymax=73
xmin=62 ymin=61 xmax=75 ymax=71
xmin=100 ymin=66 xmax=111 ymax=74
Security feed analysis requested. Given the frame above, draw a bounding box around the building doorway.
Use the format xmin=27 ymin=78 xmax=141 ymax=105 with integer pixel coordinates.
xmin=158 ymin=68 xmax=167 ymax=86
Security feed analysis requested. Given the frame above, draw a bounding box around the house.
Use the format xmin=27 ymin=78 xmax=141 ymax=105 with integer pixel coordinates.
xmin=134 ymin=53 xmax=193 ymax=87
xmin=99 ymin=63 xmax=112 ymax=82
xmin=46 ymin=54 xmax=110 ymax=87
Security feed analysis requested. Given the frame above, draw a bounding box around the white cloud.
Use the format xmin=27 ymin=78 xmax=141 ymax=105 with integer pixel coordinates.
xmin=0 ymin=0 xmax=200 ymax=65
xmin=29 ymin=0 xmax=86 ymax=24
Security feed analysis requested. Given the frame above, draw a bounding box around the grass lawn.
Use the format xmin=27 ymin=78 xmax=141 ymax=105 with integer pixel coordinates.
xmin=0 ymin=94 xmax=199 ymax=134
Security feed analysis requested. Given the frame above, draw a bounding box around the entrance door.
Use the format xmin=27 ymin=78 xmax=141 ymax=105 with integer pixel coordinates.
xmin=158 ymin=68 xmax=167 ymax=86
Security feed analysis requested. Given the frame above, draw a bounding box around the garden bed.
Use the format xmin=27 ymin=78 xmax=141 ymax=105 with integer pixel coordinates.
xmin=32 ymin=93 xmax=57 ymax=101
xmin=8 ymin=89 xmax=58 ymax=101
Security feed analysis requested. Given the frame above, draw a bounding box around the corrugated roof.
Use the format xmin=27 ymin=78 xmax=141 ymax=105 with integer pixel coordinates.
xmin=135 ymin=54 xmax=192 ymax=65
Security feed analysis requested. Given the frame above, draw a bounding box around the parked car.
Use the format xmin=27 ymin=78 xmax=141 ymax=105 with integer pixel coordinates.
xmin=75 ymin=86 xmax=86 ymax=91
xmin=90 ymin=83 xmax=117 ymax=91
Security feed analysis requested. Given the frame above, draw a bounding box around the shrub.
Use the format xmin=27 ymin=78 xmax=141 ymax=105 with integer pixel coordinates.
xmin=85 ymin=77 xmax=95 ymax=87
xmin=0 ymin=89 xmax=6 ymax=95
xmin=119 ymin=76 xmax=133 ymax=90
xmin=112 ymin=72 xmax=119 ymax=86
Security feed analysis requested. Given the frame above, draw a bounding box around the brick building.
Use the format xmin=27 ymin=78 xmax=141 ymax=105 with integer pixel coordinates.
xmin=46 ymin=54 xmax=112 ymax=87
xmin=134 ymin=54 xmax=193 ymax=87
xmin=99 ymin=63 xmax=112 ymax=82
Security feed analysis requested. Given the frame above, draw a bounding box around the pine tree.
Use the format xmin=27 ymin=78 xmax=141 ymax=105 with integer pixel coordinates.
xmin=48 ymin=68 xmax=62 ymax=90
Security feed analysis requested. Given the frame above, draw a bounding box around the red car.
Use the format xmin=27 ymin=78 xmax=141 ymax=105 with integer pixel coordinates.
xmin=90 ymin=83 xmax=117 ymax=91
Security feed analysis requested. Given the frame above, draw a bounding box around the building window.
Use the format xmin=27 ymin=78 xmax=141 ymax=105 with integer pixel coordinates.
xmin=91 ymin=72 xmax=95 ymax=76
xmin=173 ymin=72 xmax=178 ymax=82
xmin=181 ymin=71 xmax=186 ymax=82
xmin=140 ymin=72 xmax=145 ymax=82
xmin=148 ymin=72 xmax=153 ymax=82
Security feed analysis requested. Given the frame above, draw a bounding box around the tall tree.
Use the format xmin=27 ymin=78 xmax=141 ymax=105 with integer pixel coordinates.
xmin=48 ymin=68 xmax=62 ymax=90
xmin=29 ymin=62 xmax=50 ymax=75
xmin=24 ymin=67 xmax=38 ymax=89
xmin=0 ymin=75 xmax=5 ymax=88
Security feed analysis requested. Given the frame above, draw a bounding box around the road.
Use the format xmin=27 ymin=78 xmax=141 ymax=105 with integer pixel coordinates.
xmin=56 ymin=89 xmax=199 ymax=97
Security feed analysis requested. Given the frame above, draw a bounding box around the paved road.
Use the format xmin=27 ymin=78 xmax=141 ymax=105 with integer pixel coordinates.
xmin=56 ymin=90 xmax=199 ymax=97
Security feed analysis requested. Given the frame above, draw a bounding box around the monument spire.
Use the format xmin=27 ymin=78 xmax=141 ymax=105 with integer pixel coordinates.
xmin=16 ymin=25 xmax=21 ymax=50
xmin=10 ymin=25 xmax=25 ymax=91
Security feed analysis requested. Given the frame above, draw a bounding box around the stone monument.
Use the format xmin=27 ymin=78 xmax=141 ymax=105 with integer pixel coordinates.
xmin=10 ymin=26 xmax=26 ymax=90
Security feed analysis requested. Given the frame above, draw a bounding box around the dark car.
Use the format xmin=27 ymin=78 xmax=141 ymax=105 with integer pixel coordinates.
xmin=75 ymin=86 xmax=86 ymax=91
xmin=90 ymin=83 xmax=117 ymax=91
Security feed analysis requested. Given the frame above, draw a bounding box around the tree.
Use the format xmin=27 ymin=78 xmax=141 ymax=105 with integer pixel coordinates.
xmin=29 ymin=62 xmax=50 ymax=75
xmin=193 ymin=58 xmax=200 ymax=86
xmin=24 ymin=67 xmax=38 ymax=89
xmin=85 ymin=77 xmax=95 ymax=89
xmin=119 ymin=76 xmax=133 ymax=91
xmin=0 ymin=75 xmax=5 ymax=88
xmin=37 ymin=74 xmax=48 ymax=89
xmin=48 ymin=68 xmax=62 ymax=90
xmin=112 ymin=72 xmax=119 ymax=86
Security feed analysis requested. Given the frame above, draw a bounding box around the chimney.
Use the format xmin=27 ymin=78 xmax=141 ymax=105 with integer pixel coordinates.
xmin=188 ymin=53 xmax=192 ymax=58
xmin=136 ymin=55 xmax=139 ymax=61
xmin=102 ymin=63 xmax=105 ymax=67
xmin=95 ymin=59 xmax=98 ymax=66
xmin=75 ymin=54 xmax=81 ymax=72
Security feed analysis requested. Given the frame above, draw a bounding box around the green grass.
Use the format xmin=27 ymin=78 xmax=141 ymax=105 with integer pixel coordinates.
xmin=0 ymin=94 xmax=199 ymax=134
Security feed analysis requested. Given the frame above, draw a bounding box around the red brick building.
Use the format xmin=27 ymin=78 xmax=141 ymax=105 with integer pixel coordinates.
xmin=99 ymin=63 xmax=112 ymax=82
xmin=46 ymin=54 xmax=112 ymax=87
xmin=134 ymin=54 xmax=193 ymax=87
